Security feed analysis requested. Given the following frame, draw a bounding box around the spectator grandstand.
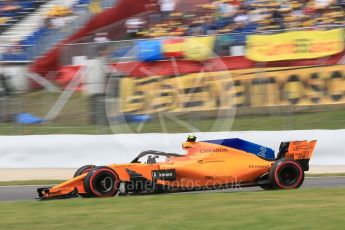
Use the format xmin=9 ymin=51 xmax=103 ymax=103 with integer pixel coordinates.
xmin=128 ymin=0 xmax=344 ymax=39
xmin=0 ymin=0 xmax=342 ymax=76
xmin=0 ymin=0 xmax=47 ymax=34
xmin=0 ymin=0 xmax=117 ymax=62
xmin=0 ymin=0 xmax=344 ymax=64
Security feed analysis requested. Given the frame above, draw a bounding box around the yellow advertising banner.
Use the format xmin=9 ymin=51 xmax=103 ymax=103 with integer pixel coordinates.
xmin=246 ymin=29 xmax=344 ymax=62
xmin=183 ymin=36 xmax=216 ymax=61
xmin=119 ymin=65 xmax=345 ymax=114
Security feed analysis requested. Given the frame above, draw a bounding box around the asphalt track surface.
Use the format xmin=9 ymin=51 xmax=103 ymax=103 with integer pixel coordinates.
xmin=0 ymin=177 xmax=344 ymax=201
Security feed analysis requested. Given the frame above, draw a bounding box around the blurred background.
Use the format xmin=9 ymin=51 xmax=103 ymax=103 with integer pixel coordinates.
xmin=0 ymin=0 xmax=344 ymax=135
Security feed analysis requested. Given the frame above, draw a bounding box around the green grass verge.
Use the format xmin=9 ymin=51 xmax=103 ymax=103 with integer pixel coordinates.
xmin=118 ymin=109 xmax=345 ymax=132
xmin=1 ymin=91 xmax=345 ymax=134
xmin=0 ymin=180 xmax=65 ymax=186
xmin=1 ymin=109 xmax=345 ymax=135
xmin=306 ymin=173 xmax=345 ymax=177
xmin=0 ymin=188 xmax=344 ymax=229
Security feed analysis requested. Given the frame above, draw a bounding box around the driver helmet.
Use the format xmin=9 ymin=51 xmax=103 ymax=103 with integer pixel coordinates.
xmin=187 ymin=134 xmax=197 ymax=142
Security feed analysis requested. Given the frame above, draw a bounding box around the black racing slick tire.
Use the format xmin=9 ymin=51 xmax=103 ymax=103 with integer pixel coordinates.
xmin=73 ymin=165 xmax=95 ymax=178
xmin=269 ymin=159 xmax=304 ymax=189
xmin=74 ymin=165 xmax=95 ymax=198
xmin=83 ymin=167 xmax=120 ymax=198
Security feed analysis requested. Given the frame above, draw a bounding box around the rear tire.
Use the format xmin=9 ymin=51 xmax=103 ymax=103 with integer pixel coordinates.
xmin=269 ymin=159 xmax=304 ymax=189
xmin=84 ymin=167 xmax=120 ymax=198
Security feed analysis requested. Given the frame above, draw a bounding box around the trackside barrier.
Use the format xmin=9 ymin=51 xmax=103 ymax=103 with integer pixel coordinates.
xmin=0 ymin=130 xmax=344 ymax=168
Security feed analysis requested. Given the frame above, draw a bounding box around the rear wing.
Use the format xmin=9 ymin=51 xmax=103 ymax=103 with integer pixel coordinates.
xmin=277 ymin=140 xmax=317 ymax=171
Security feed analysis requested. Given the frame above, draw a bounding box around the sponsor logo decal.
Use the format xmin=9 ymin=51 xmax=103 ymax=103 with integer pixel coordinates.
xmin=198 ymin=159 xmax=225 ymax=164
xmin=248 ymin=164 xmax=270 ymax=169
xmin=200 ymin=148 xmax=228 ymax=153
xmin=152 ymin=169 xmax=176 ymax=181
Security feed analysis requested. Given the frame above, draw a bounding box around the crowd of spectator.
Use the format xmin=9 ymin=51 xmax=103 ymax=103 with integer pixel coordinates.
xmin=0 ymin=0 xmax=112 ymax=61
xmin=1 ymin=0 xmax=344 ymax=62
xmin=0 ymin=0 xmax=47 ymax=33
xmin=44 ymin=5 xmax=76 ymax=29
xmin=125 ymin=0 xmax=345 ymax=39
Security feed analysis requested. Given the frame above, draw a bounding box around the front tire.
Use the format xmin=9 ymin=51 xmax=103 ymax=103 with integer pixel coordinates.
xmin=74 ymin=165 xmax=95 ymax=198
xmin=74 ymin=165 xmax=94 ymax=178
xmin=84 ymin=167 xmax=120 ymax=198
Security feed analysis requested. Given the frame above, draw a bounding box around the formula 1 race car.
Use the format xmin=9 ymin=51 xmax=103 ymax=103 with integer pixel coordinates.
xmin=37 ymin=136 xmax=316 ymax=200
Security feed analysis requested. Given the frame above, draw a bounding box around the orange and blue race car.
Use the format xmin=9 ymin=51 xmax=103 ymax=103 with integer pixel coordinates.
xmin=37 ymin=135 xmax=316 ymax=200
